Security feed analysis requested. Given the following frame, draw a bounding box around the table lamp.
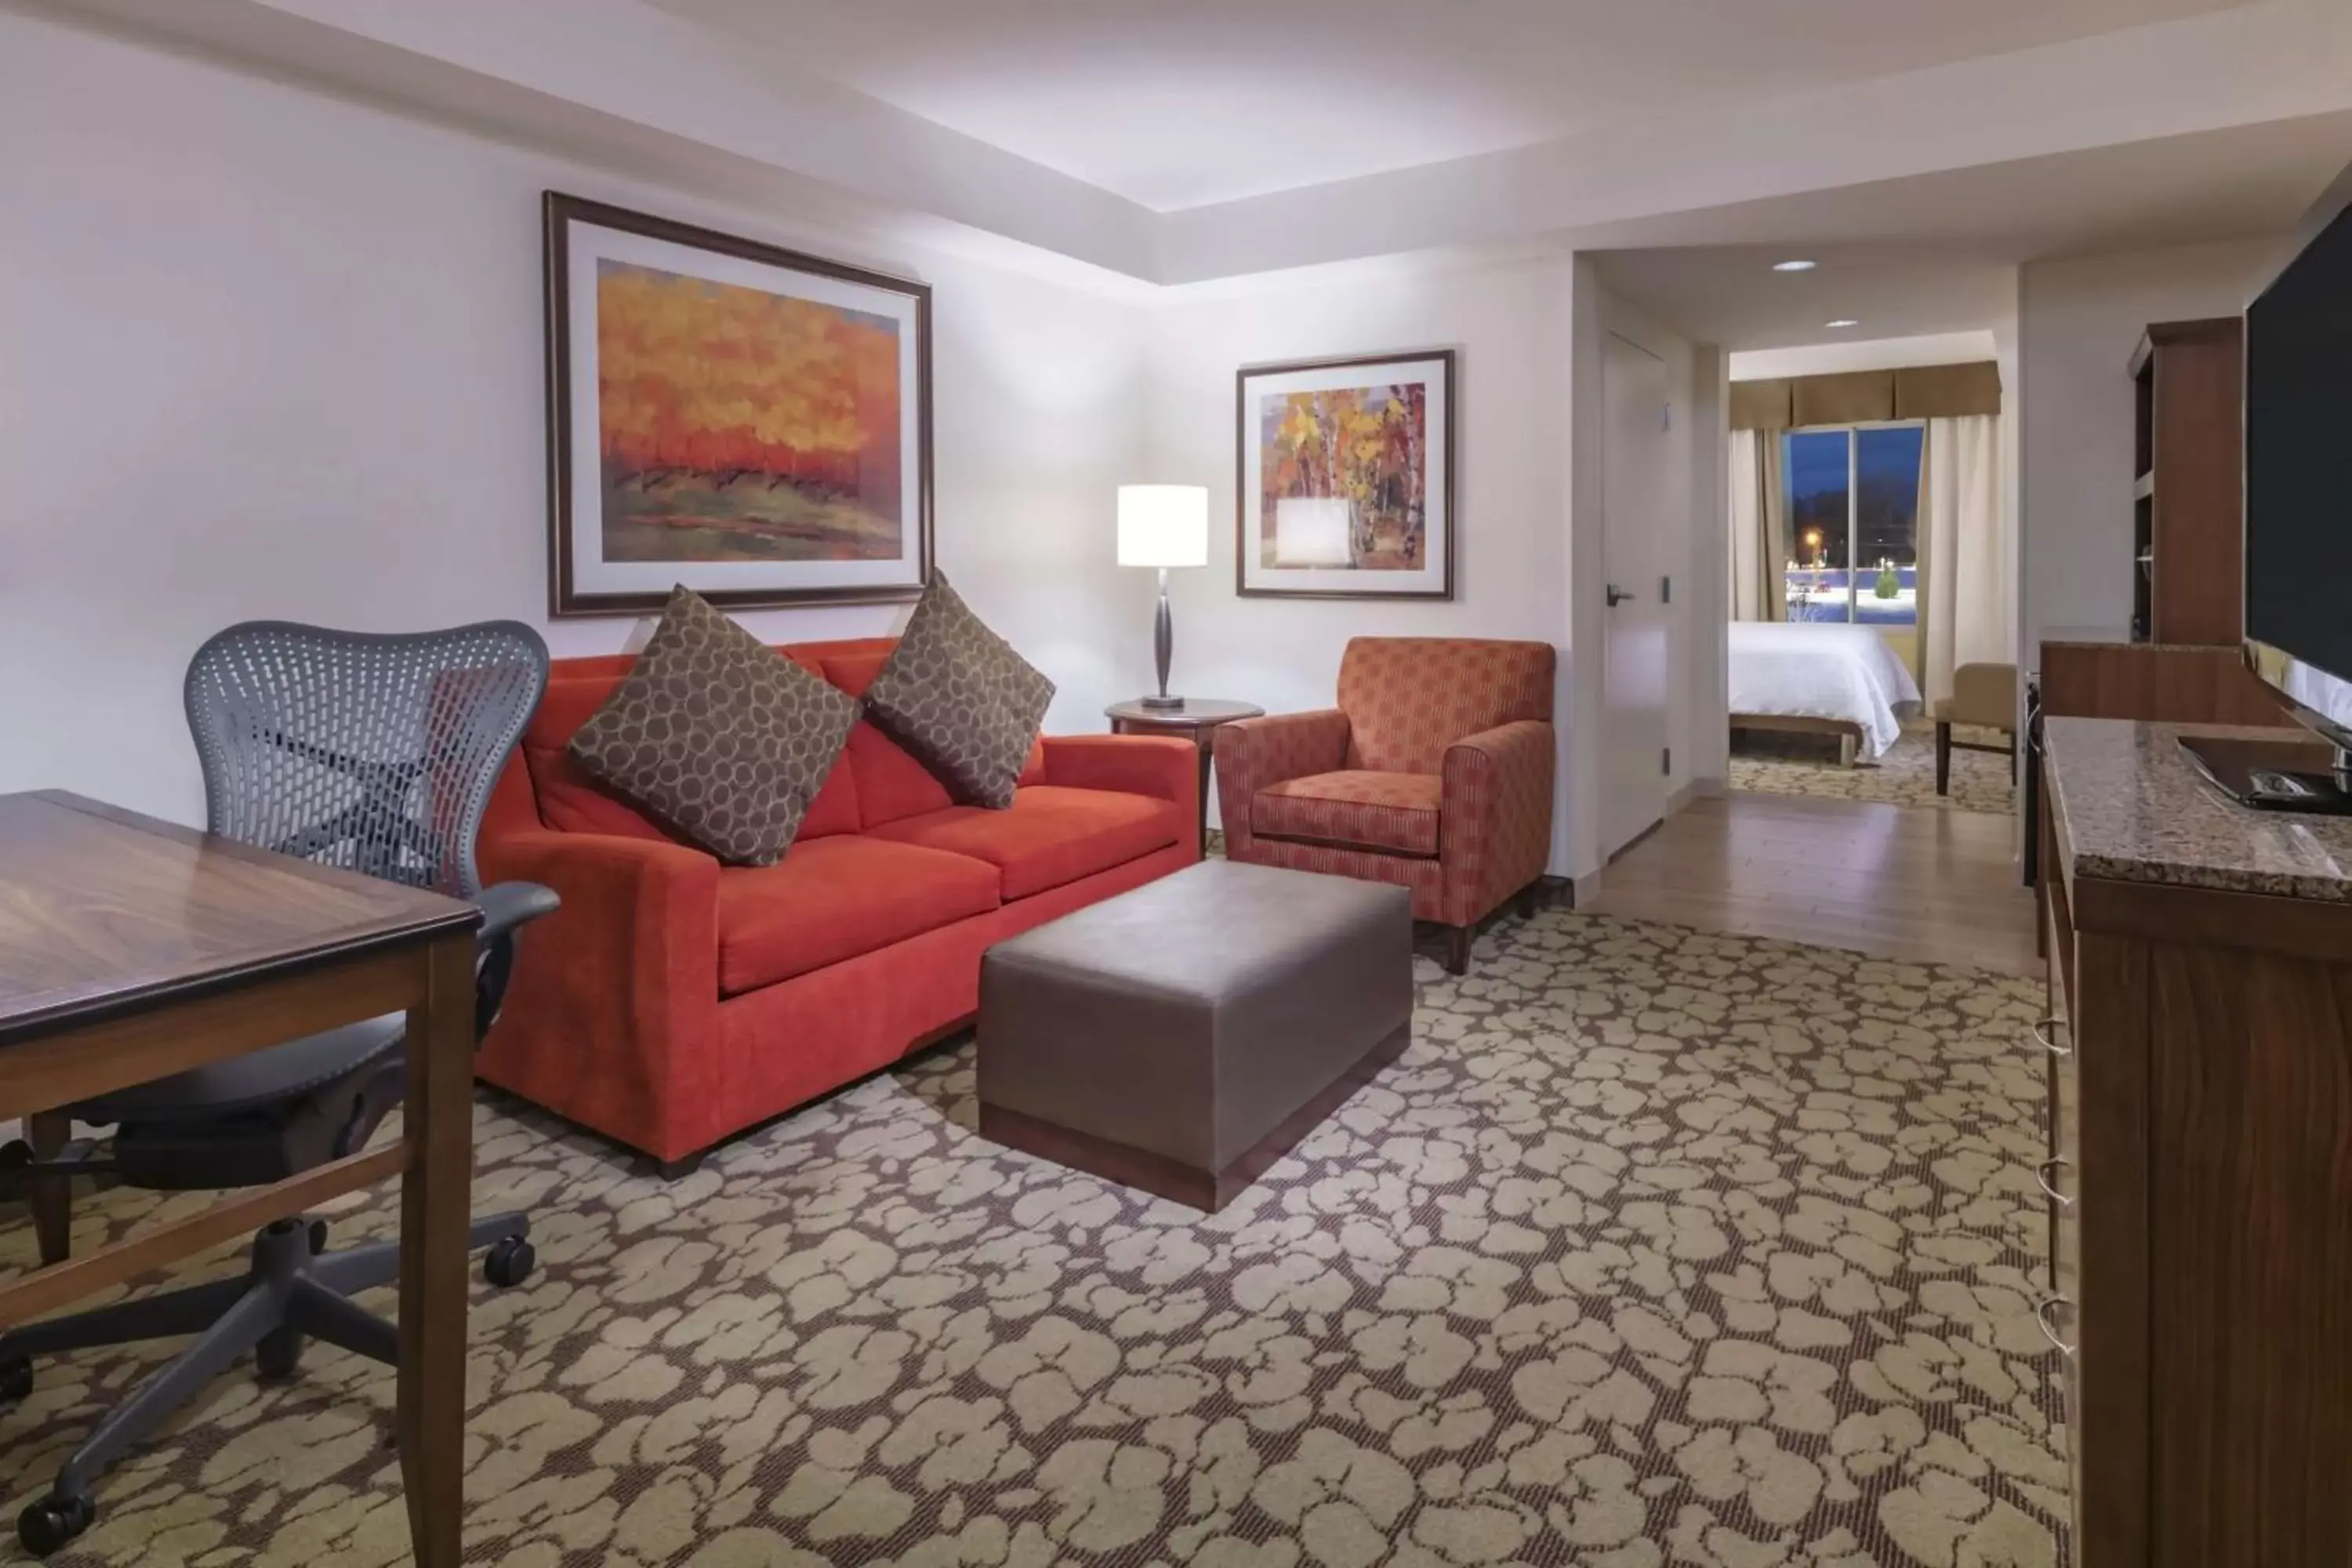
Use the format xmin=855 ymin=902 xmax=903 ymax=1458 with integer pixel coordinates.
xmin=1117 ymin=484 xmax=1209 ymax=710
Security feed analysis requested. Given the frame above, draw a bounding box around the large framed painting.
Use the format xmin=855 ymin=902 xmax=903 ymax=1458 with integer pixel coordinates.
xmin=1236 ymin=350 xmax=1454 ymax=600
xmin=543 ymin=192 xmax=931 ymax=616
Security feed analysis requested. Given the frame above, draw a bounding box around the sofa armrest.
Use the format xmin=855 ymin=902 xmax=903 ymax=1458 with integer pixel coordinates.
xmin=1212 ymin=709 xmax=1352 ymax=857
xmin=1042 ymin=734 xmax=1197 ymax=804
xmin=475 ymin=829 xmax=721 ymax=1156
xmin=1042 ymin=733 xmax=1201 ymax=858
xmin=1438 ymin=720 xmax=1555 ymax=925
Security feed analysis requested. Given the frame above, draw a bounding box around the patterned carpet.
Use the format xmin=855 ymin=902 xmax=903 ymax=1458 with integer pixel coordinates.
xmin=2 ymin=909 xmax=2068 ymax=1567
xmin=1730 ymin=725 xmax=2016 ymax=816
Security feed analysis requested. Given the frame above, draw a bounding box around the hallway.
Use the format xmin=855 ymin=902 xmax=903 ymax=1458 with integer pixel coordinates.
xmin=1584 ymin=789 xmax=2037 ymax=975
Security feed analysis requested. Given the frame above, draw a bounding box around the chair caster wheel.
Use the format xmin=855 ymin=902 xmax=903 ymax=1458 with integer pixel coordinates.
xmin=0 ymin=1355 xmax=31 ymax=1407
xmin=483 ymin=1236 xmax=535 ymax=1289
xmin=19 ymin=1493 xmax=94 ymax=1557
xmin=255 ymin=1327 xmax=303 ymax=1381
xmin=307 ymin=1219 xmax=328 ymax=1254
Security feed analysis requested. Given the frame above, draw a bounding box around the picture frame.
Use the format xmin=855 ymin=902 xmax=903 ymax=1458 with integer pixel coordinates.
xmin=543 ymin=192 xmax=933 ymax=617
xmin=1235 ymin=349 xmax=1456 ymax=600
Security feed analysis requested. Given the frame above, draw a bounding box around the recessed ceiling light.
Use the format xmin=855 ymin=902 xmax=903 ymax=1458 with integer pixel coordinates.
xmin=1824 ymin=318 xmax=1860 ymax=328
xmin=1773 ymin=259 xmax=1819 ymax=273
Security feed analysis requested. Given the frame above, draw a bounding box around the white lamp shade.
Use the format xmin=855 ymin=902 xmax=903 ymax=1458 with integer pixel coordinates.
xmin=1116 ymin=485 xmax=1210 ymax=568
xmin=1273 ymin=496 xmax=1355 ymax=568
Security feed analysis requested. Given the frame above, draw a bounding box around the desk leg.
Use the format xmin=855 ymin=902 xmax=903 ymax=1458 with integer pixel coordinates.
xmin=398 ymin=933 xmax=474 ymax=1567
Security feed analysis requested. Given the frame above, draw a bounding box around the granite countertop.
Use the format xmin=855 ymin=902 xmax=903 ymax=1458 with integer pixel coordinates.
xmin=2043 ymin=717 xmax=2352 ymax=902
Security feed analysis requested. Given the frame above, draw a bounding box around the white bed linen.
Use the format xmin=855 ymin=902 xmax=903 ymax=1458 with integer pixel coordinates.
xmin=1728 ymin=621 xmax=1922 ymax=760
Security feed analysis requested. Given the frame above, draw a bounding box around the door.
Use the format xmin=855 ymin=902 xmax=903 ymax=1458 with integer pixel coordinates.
xmin=1601 ymin=332 xmax=1671 ymax=858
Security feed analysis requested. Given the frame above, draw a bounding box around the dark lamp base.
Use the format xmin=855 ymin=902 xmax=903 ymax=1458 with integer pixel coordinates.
xmin=1138 ymin=694 xmax=1185 ymax=710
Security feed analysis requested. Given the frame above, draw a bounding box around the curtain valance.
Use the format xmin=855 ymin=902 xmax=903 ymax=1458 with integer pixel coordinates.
xmin=1730 ymin=361 xmax=2002 ymax=430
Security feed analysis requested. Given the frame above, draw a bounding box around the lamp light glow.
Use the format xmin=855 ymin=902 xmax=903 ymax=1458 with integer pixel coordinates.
xmin=1116 ymin=485 xmax=1209 ymax=568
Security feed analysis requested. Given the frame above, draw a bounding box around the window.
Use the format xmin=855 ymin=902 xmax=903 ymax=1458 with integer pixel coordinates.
xmin=1782 ymin=423 xmax=1923 ymax=626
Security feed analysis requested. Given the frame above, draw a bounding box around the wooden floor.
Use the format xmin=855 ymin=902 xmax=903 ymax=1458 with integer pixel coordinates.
xmin=1583 ymin=789 xmax=2039 ymax=975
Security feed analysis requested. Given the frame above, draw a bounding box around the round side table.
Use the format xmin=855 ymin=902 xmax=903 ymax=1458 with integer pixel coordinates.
xmin=1105 ymin=699 xmax=1264 ymax=858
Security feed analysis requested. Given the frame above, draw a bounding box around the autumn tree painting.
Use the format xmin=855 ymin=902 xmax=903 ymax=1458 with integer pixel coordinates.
xmin=1258 ymin=382 xmax=1429 ymax=570
xmin=596 ymin=260 xmax=903 ymax=563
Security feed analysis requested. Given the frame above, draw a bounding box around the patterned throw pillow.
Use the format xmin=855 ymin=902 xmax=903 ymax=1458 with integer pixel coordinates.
xmin=567 ymin=586 xmax=858 ymax=866
xmin=864 ymin=573 xmax=1054 ymax=809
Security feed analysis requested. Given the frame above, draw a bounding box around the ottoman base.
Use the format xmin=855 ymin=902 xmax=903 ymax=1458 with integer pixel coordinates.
xmin=982 ymin=1018 xmax=1410 ymax=1212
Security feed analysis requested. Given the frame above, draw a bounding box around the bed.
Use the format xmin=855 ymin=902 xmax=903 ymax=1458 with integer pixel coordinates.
xmin=1728 ymin=620 xmax=1922 ymax=764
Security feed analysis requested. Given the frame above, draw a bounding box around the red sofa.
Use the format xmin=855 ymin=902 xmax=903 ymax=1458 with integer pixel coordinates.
xmin=477 ymin=637 xmax=1197 ymax=1168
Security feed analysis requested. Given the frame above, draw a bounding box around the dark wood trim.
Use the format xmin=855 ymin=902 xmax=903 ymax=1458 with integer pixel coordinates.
xmin=0 ymin=1144 xmax=406 ymax=1328
xmin=982 ymin=1020 xmax=1412 ymax=1211
xmin=26 ymin=1109 xmax=71 ymax=1266
xmin=398 ymin=931 xmax=477 ymax=1568
xmin=1234 ymin=348 xmax=1457 ymax=601
xmin=0 ymin=947 xmax=427 ymax=1116
xmin=2072 ymin=929 xmax=2151 ymax=1568
xmin=541 ymin=191 xmax=934 ymax=619
xmin=2069 ymin=873 xmax=2352 ymax=964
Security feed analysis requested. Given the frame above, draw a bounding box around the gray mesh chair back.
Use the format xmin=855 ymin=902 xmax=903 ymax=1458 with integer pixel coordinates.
xmin=184 ymin=620 xmax=549 ymax=896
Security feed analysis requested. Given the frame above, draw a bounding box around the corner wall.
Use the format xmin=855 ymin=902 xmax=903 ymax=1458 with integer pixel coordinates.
xmin=0 ymin=7 xmax=1153 ymax=822
xmin=2017 ymin=236 xmax=2285 ymax=660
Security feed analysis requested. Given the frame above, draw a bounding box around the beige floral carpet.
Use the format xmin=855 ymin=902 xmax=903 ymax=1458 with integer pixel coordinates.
xmin=1730 ymin=725 xmax=2015 ymax=817
xmin=2 ymin=910 xmax=2068 ymax=1567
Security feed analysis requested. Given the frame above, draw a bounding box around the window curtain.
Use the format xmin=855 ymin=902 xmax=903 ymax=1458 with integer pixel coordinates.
xmin=1917 ymin=415 xmax=2010 ymax=708
xmin=1728 ymin=430 xmax=1785 ymax=622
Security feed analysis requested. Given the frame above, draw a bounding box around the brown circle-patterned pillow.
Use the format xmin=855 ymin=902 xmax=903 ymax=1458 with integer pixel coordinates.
xmin=567 ymin=586 xmax=858 ymax=866
xmin=864 ymin=572 xmax=1054 ymax=809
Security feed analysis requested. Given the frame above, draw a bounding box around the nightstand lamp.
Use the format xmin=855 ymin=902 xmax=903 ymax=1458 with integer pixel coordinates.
xmin=1116 ymin=484 xmax=1209 ymax=710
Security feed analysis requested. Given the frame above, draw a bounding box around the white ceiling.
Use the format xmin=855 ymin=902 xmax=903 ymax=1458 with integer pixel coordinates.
xmin=1586 ymin=113 xmax=2352 ymax=350
xmin=655 ymin=0 xmax=2252 ymax=211
xmin=50 ymin=0 xmax=2352 ymax=292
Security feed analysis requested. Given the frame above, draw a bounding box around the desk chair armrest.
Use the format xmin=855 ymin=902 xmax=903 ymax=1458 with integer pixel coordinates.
xmin=472 ymin=880 xmax=560 ymax=945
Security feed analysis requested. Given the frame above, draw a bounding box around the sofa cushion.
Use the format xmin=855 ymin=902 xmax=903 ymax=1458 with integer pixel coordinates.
xmin=866 ymin=786 xmax=1181 ymax=901
xmin=567 ymin=588 xmax=859 ymax=866
xmin=1253 ymin=770 xmax=1442 ymax=858
xmin=532 ymin=643 xmax=860 ymax=847
xmin=717 ymin=835 xmax=1002 ymax=995
xmin=862 ymin=574 xmax=1054 ymax=809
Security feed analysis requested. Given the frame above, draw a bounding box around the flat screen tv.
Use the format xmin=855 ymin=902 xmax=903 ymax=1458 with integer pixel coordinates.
xmin=2245 ymin=180 xmax=2352 ymax=782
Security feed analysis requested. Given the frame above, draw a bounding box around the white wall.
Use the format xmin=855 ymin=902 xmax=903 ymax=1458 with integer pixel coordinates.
xmin=2017 ymin=236 xmax=2283 ymax=659
xmin=0 ymin=7 xmax=1153 ymax=824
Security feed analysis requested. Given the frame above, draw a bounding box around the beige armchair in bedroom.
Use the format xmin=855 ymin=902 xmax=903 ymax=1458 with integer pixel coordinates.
xmin=1930 ymin=662 xmax=2018 ymax=794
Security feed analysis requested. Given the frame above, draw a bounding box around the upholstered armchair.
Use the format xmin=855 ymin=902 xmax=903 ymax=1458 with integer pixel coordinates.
xmin=1214 ymin=637 xmax=1555 ymax=975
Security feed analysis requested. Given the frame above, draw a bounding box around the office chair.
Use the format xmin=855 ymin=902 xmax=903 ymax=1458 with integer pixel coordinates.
xmin=0 ymin=620 xmax=557 ymax=1556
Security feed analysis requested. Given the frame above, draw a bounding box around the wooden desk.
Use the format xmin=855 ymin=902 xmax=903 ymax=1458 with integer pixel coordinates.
xmin=0 ymin=790 xmax=482 ymax=1566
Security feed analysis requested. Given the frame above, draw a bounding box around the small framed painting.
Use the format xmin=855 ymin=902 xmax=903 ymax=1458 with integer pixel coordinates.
xmin=1236 ymin=350 xmax=1455 ymax=600
xmin=543 ymin=192 xmax=932 ymax=617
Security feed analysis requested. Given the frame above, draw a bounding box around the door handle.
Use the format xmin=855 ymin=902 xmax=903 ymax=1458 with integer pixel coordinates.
xmin=1606 ymin=583 xmax=1637 ymax=607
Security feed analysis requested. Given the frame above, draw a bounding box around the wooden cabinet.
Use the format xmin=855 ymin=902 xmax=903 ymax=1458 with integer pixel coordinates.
xmin=2040 ymin=638 xmax=2291 ymax=728
xmin=2038 ymin=720 xmax=2352 ymax=1566
xmin=2129 ymin=318 xmax=2243 ymax=645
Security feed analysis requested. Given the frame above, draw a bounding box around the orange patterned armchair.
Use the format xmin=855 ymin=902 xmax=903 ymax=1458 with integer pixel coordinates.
xmin=1214 ymin=637 xmax=1556 ymax=974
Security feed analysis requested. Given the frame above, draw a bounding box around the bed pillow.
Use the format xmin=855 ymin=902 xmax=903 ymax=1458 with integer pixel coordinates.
xmin=567 ymin=586 xmax=858 ymax=866
xmin=862 ymin=573 xmax=1054 ymax=809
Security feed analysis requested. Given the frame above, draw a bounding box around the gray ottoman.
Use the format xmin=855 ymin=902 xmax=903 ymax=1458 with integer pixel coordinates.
xmin=978 ymin=860 xmax=1414 ymax=1211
